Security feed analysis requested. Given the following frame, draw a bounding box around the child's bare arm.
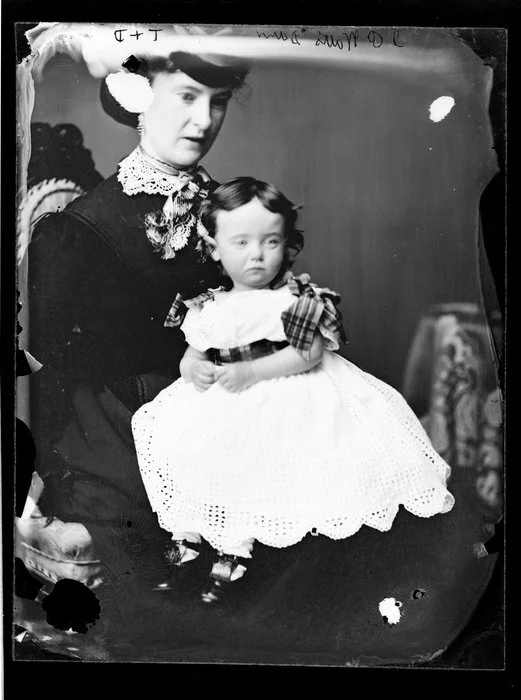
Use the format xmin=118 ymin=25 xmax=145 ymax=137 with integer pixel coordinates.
xmin=215 ymin=334 xmax=324 ymax=392
xmin=180 ymin=345 xmax=216 ymax=392
xmin=253 ymin=334 xmax=324 ymax=381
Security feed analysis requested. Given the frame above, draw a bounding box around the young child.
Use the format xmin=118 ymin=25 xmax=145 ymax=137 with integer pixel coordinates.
xmin=131 ymin=177 xmax=455 ymax=603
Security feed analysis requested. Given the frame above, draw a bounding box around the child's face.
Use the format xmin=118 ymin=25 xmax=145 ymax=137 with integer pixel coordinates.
xmin=211 ymin=198 xmax=285 ymax=291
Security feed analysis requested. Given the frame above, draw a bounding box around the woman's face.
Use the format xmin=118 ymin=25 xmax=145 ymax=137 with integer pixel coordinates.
xmin=141 ymin=71 xmax=232 ymax=169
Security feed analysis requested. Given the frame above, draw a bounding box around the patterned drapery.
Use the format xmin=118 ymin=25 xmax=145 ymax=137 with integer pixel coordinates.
xmin=403 ymin=304 xmax=503 ymax=522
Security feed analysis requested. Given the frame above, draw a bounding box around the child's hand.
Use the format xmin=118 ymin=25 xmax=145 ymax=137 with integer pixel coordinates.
xmin=215 ymin=362 xmax=257 ymax=393
xmin=190 ymin=360 xmax=217 ymax=392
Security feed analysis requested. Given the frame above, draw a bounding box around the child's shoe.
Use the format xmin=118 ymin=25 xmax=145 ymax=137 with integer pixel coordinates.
xmin=165 ymin=540 xmax=201 ymax=566
xmin=200 ymin=553 xmax=248 ymax=604
xmin=153 ymin=540 xmax=201 ymax=591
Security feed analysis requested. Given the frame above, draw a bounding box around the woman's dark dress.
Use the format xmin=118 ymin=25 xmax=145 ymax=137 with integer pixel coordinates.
xmin=28 ymin=173 xmax=222 ymax=591
xmin=27 ymin=173 xmax=498 ymax=663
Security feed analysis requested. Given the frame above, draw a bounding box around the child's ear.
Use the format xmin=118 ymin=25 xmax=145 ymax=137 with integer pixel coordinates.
xmin=210 ymin=247 xmax=221 ymax=262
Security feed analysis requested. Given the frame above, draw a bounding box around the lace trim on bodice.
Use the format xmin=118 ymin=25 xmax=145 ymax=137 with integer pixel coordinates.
xmin=117 ymin=147 xmax=212 ymax=260
xmin=117 ymin=147 xmax=210 ymax=197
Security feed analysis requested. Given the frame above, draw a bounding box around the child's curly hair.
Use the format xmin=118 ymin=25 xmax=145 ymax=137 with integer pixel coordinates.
xmin=197 ymin=176 xmax=304 ymax=287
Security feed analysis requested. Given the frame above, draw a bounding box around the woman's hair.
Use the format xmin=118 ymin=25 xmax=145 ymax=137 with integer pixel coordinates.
xmin=199 ymin=177 xmax=304 ymax=285
xmin=100 ymin=52 xmax=250 ymax=128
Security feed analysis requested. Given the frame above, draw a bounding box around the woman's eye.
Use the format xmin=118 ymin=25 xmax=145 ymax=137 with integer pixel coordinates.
xmin=212 ymin=94 xmax=231 ymax=110
xmin=211 ymin=98 xmax=229 ymax=111
xmin=178 ymin=93 xmax=196 ymax=104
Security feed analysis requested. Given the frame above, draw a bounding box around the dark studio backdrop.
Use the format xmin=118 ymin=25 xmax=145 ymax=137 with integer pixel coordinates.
xmin=30 ymin=27 xmax=499 ymax=391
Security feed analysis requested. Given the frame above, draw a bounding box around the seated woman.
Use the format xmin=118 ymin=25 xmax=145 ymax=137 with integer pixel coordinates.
xmin=28 ymin=42 xmax=250 ymax=594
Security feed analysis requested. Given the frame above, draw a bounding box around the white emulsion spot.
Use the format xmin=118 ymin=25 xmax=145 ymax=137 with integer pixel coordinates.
xmin=428 ymin=96 xmax=455 ymax=123
xmin=379 ymin=597 xmax=402 ymax=625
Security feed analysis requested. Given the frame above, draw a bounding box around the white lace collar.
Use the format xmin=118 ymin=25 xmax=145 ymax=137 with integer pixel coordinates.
xmin=117 ymin=146 xmax=211 ymax=197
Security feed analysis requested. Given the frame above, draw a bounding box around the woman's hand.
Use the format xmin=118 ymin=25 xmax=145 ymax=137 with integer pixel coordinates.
xmin=215 ymin=362 xmax=257 ymax=393
xmin=189 ymin=360 xmax=217 ymax=392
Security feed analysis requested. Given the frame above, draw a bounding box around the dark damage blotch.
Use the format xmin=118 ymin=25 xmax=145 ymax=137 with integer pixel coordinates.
xmin=41 ymin=579 xmax=101 ymax=634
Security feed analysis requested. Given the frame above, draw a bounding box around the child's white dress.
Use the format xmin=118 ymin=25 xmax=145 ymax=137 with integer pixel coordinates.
xmin=132 ymin=277 xmax=454 ymax=555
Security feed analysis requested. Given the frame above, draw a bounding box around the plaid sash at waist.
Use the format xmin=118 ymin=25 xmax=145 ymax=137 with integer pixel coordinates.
xmin=208 ymin=339 xmax=289 ymax=365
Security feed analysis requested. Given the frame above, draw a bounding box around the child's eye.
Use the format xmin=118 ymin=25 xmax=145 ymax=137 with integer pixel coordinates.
xmin=266 ymin=238 xmax=281 ymax=247
xmin=235 ymin=239 xmax=247 ymax=247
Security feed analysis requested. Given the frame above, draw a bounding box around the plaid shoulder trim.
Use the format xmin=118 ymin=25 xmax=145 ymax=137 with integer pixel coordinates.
xmin=164 ymin=287 xmax=225 ymax=328
xmin=282 ymin=274 xmax=347 ymax=359
xmin=287 ymin=273 xmax=342 ymax=306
